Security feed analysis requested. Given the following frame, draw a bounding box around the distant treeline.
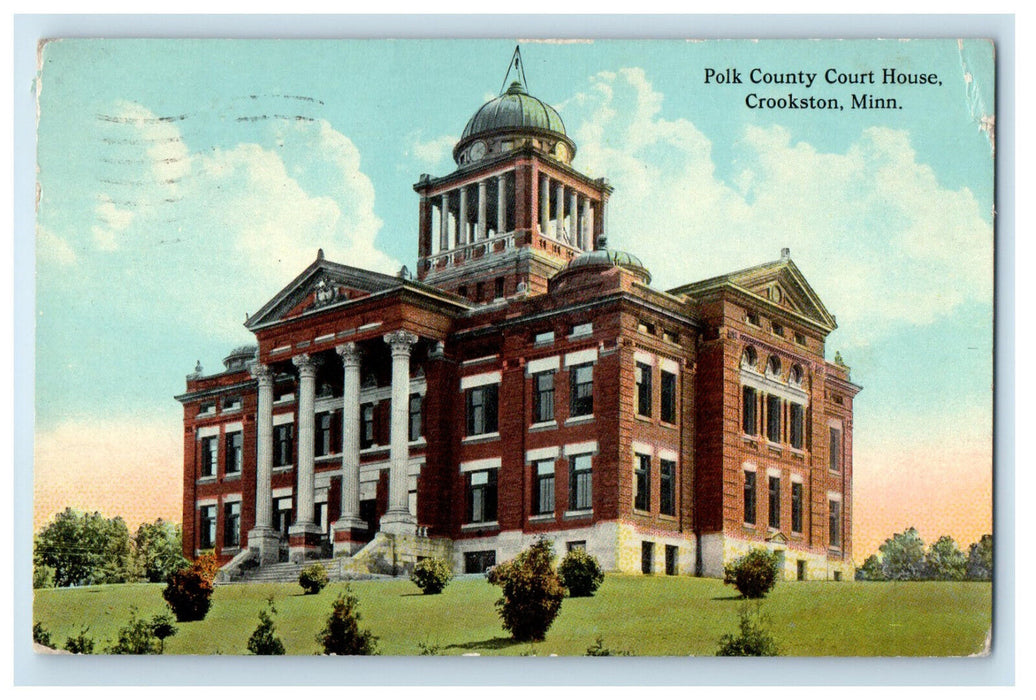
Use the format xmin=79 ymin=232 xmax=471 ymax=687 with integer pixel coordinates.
xmin=856 ymin=528 xmax=992 ymax=582
xmin=34 ymin=508 xmax=187 ymax=588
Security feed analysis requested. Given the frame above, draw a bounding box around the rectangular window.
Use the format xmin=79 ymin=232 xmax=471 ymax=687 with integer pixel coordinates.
xmin=829 ymin=499 xmax=842 ymax=548
xmin=789 ymin=403 xmax=804 ymax=449
xmin=274 ymin=498 xmax=292 ymax=537
xmin=467 ymin=469 xmax=498 ymax=524
xmin=636 ymin=362 xmax=652 ymax=416
xmin=274 ymin=424 xmax=293 ymax=467
xmin=361 ymin=403 xmax=375 ymax=448
xmin=534 ymin=330 xmax=555 ymax=345
xmin=641 ymin=541 xmax=654 ymax=574
xmin=533 ymin=371 xmax=555 ymax=424
xmin=464 ymin=550 xmax=496 ymax=574
xmin=659 ymin=459 xmax=676 ymax=516
xmin=533 ymin=460 xmax=555 ymax=515
xmin=766 ymin=394 xmax=782 ymax=442
xmin=743 ymin=471 xmax=756 ymax=525
xmin=665 ymin=545 xmax=678 ymax=576
xmin=569 ymin=454 xmax=593 ymax=510
xmin=494 ymin=276 xmax=505 ymax=299
xmin=466 ymin=384 xmax=499 ymax=436
xmin=660 ymin=370 xmax=677 ymax=423
xmin=567 ymin=541 xmax=586 ymax=552
xmin=743 ymin=386 xmax=757 ymax=435
xmin=476 ymin=281 xmax=484 ymax=301
xmin=797 ymin=560 xmax=807 ymax=581
xmin=315 ymin=412 xmax=333 ymax=457
xmin=200 ymin=436 xmax=217 ymax=478
xmin=829 ymin=427 xmax=842 ymax=472
xmin=634 ymin=453 xmax=651 ymax=511
xmin=794 ymin=331 xmax=806 ymax=345
xmin=222 ymin=396 xmax=241 ymax=411
xmin=791 ymin=482 xmax=804 ymax=534
xmin=409 ymin=394 xmax=423 ymax=441
xmin=199 ymin=505 xmax=216 ymax=549
xmin=570 ymin=363 xmax=594 ymax=417
xmin=223 ymin=501 xmax=241 ymax=548
xmin=768 ymin=476 xmax=781 ymax=529
xmin=772 ymin=322 xmax=784 ymax=337
xmin=224 ymin=431 xmax=242 ymax=475
xmin=571 ymin=322 xmax=593 ymax=337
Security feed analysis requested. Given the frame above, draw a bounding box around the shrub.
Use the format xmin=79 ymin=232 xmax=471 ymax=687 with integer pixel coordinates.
xmin=150 ymin=613 xmax=178 ymax=653
xmin=32 ymin=622 xmax=52 ymax=647
xmin=33 ymin=563 xmax=55 ymax=590
xmin=410 ymin=557 xmax=453 ymax=594
xmin=63 ymin=628 xmax=95 ymax=654
xmin=723 ymin=548 xmax=780 ymax=599
xmin=299 ymin=563 xmax=329 ymax=595
xmin=163 ymin=560 xmax=214 ymax=622
xmin=107 ymin=608 xmax=161 ymax=654
xmin=716 ymin=603 xmax=781 ymax=656
xmin=247 ymin=599 xmax=286 ymax=655
xmin=486 ymin=538 xmax=565 ymax=642
xmin=585 ymin=636 xmax=631 ymax=656
xmin=558 ymin=549 xmax=604 ymax=597
xmin=316 ymin=587 xmax=378 ymax=655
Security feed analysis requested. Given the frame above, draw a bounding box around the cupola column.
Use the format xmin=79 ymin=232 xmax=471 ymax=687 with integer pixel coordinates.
xmin=332 ymin=343 xmax=365 ymax=555
xmin=458 ymin=186 xmax=469 ymax=246
xmin=439 ymin=193 xmax=450 ymax=252
xmin=568 ymin=190 xmax=578 ymax=246
xmin=556 ymin=181 xmax=566 ymax=239
xmin=579 ymin=196 xmax=591 ymax=250
xmin=477 ymin=179 xmax=488 ymax=240
xmin=247 ymin=363 xmax=279 ymax=565
xmin=539 ymin=174 xmax=550 ymax=235
xmin=497 ymin=173 xmax=507 ymax=235
xmin=380 ymin=330 xmax=419 ymax=536
xmin=289 ymin=353 xmax=322 ymax=561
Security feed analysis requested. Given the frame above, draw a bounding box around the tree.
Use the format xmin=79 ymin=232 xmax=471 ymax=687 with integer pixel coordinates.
xmin=856 ymin=554 xmax=885 ymax=581
xmin=150 ymin=613 xmax=178 ymax=653
xmin=134 ymin=519 xmax=188 ymax=583
xmin=107 ymin=608 xmax=162 ymax=654
xmin=486 ymin=538 xmax=566 ymax=642
xmin=558 ymin=549 xmax=604 ymax=597
xmin=33 ymin=508 xmax=134 ymax=587
xmin=247 ymin=599 xmax=286 ymax=655
xmin=716 ymin=603 xmax=781 ymax=656
xmin=967 ymin=533 xmax=993 ymax=581
xmin=924 ymin=536 xmax=967 ymax=581
xmin=877 ymin=527 xmax=927 ymax=581
xmin=723 ymin=549 xmax=780 ymax=598
xmin=316 ymin=588 xmax=378 ymax=655
xmin=163 ymin=557 xmax=216 ymax=622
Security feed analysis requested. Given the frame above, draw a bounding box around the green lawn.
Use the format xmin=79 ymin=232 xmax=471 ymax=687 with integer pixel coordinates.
xmin=33 ymin=575 xmax=991 ymax=656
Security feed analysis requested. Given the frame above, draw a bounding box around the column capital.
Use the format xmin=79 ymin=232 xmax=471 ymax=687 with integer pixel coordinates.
xmin=250 ymin=362 xmax=273 ymax=384
xmin=292 ymin=353 xmax=321 ymax=377
xmin=336 ymin=342 xmax=361 ymax=367
xmin=383 ymin=330 xmax=419 ymax=355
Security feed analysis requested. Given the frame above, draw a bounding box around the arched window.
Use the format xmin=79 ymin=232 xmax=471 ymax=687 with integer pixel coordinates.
xmin=741 ymin=346 xmax=758 ymax=370
xmin=789 ymin=364 xmax=804 ymax=388
xmin=765 ymin=355 xmax=781 ymax=379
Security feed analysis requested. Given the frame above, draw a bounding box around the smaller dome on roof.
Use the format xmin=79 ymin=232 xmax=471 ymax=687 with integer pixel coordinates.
xmin=561 ymin=241 xmax=652 ymax=285
xmin=223 ymin=345 xmax=258 ymax=371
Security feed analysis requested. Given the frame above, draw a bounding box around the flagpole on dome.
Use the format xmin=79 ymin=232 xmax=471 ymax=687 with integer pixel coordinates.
xmin=499 ymin=45 xmax=528 ymax=95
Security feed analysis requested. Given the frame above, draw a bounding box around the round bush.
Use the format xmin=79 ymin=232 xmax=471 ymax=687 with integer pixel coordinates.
xmin=410 ymin=557 xmax=453 ymax=594
xmin=487 ymin=539 xmax=565 ymax=642
xmin=299 ymin=563 xmax=329 ymax=595
xmin=163 ymin=567 xmax=213 ymax=622
xmin=558 ymin=549 xmax=604 ymax=597
xmin=723 ymin=548 xmax=780 ymax=599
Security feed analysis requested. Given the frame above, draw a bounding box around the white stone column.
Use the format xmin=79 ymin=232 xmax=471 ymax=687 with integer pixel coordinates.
xmin=380 ymin=330 xmax=419 ymax=535
xmin=556 ymin=182 xmax=566 ymax=239
xmin=458 ymin=186 xmax=468 ymax=246
xmin=568 ymin=191 xmax=578 ymax=245
xmin=580 ymin=196 xmax=591 ymax=250
xmin=539 ymin=174 xmax=550 ymax=235
xmin=497 ymin=173 xmax=507 ymax=235
xmin=439 ymin=193 xmax=449 ymax=252
xmin=248 ymin=363 xmax=279 ymax=564
xmin=333 ymin=343 xmax=365 ymax=553
xmin=477 ymin=179 xmax=488 ymax=240
xmin=289 ymin=354 xmax=321 ymax=560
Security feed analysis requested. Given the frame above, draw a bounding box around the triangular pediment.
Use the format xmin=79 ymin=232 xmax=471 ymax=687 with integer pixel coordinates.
xmin=245 ymin=254 xmax=403 ymax=330
xmin=766 ymin=531 xmax=789 ymax=545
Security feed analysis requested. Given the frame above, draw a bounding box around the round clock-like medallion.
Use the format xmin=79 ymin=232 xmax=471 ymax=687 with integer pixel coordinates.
xmin=469 ymin=140 xmax=487 ymax=161
xmin=770 ymin=286 xmax=782 ymax=303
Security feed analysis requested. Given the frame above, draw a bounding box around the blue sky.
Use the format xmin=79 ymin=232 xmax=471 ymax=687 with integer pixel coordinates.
xmin=34 ymin=39 xmax=994 ymax=552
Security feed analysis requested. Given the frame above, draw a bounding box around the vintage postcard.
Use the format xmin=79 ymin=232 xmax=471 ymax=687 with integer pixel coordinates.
xmin=31 ymin=37 xmax=994 ymax=659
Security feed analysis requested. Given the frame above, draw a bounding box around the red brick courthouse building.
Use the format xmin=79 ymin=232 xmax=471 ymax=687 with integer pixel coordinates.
xmin=177 ymin=60 xmax=860 ymax=581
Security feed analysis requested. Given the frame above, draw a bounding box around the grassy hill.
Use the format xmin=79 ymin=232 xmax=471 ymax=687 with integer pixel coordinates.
xmin=32 ymin=574 xmax=991 ymax=656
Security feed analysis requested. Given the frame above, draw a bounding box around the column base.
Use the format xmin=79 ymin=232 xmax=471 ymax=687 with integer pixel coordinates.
xmin=379 ymin=509 xmax=417 ymax=536
xmin=332 ymin=517 xmax=368 ymax=556
xmin=287 ymin=522 xmax=323 ymax=563
xmin=247 ymin=527 xmax=282 ymax=566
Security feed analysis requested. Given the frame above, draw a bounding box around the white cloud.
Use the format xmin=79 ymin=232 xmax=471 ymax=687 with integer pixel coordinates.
xmin=405 ymin=131 xmax=457 ymax=169
xmin=567 ymin=68 xmax=993 ymax=348
xmin=36 ymin=224 xmax=76 ymax=266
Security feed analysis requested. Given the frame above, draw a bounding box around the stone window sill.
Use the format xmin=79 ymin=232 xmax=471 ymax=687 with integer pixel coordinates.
xmin=223 ymin=473 xmax=241 ymax=481
xmin=635 ymin=414 xmax=653 ymax=423
xmin=528 ymin=513 xmax=555 ymax=522
xmin=463 ymin=432 xmax=500 ymax=444
xmin=197 ymin=476 xmax=217 ymax=484
xmin=564 ymin=509 xmax=593 ymax=520
xmin=565 ymin=414 xmax=594 ymax=427
xmin=461 ymin=521 xmax=499 ymax=531
xmin=529 ymin=421 xmax=557 ymax=432
xmin=272 ymin=465 xmax=294 ymax=473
